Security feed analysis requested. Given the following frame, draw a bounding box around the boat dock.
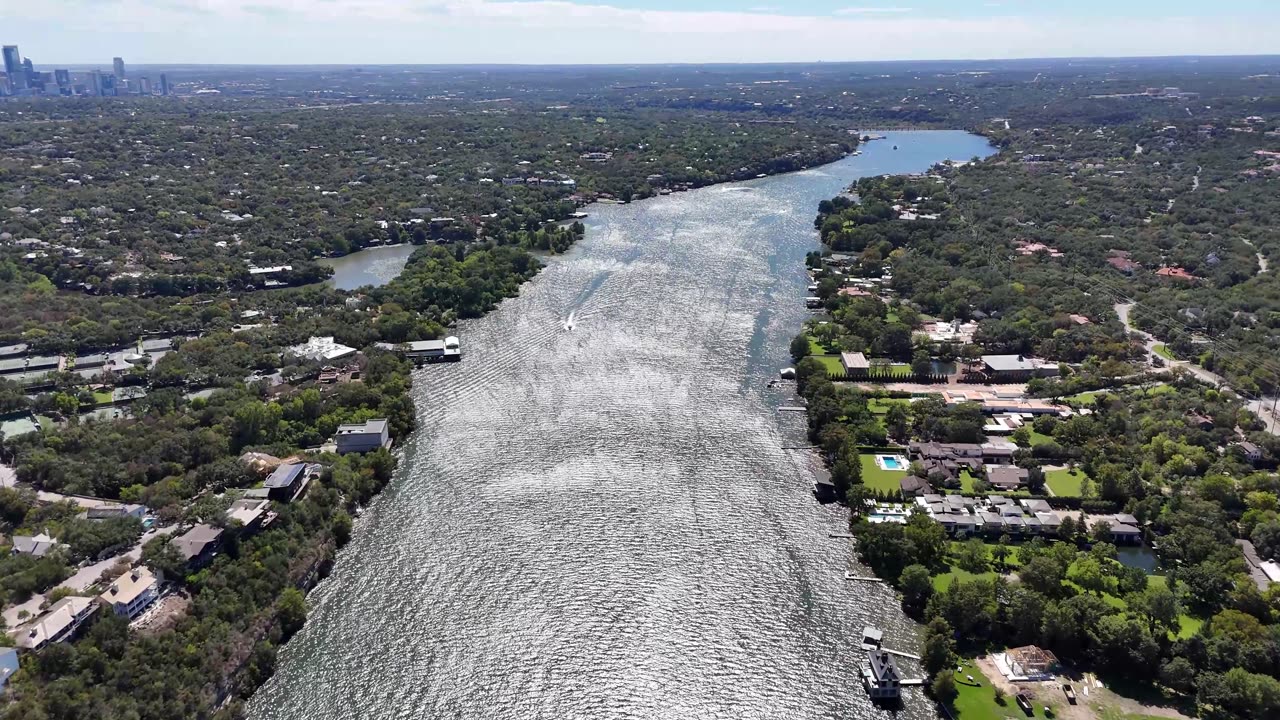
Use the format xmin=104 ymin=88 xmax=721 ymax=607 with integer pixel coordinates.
xmin=777 ymin=407 xmax=807 ymax=413
xmin=828 ymin=533 xmax=856 ymax=539
xmin=884 ymin=648 xmax=921 ymax=660
xmin=845 ymin=573 xmax=883 ymax=583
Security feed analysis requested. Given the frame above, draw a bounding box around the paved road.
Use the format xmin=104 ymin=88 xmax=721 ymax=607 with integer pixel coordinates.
xmin=2 ymin=525 xmax=177 ymax=629
xmin=1116 ymin=302 xmax=1279 ymax=434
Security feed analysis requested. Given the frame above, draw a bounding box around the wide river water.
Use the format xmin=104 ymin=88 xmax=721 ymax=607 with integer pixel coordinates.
xmin=250 ymin=131 xmax=996 ymax=720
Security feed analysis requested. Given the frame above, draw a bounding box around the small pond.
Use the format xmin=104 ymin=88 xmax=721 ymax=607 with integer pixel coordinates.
xmin=320 ymin=244 xmax=417 ymax=290
xmin=1115 ymin=545 xmax=1162 ymax=573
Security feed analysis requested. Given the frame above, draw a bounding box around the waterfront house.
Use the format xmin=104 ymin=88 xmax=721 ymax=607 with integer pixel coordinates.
xmin=336 ymin=419 xmax=390 ymax=454
xmin=863 ymin=649 xmax=901 ymax=699
xmin=9 ymin=596 xmax=98 ymax=651
xmin=840 ymin=352 xmax=870 ymax=377
xmin=100 ymin=567 xmax=159 ymax=620
xmin=264 ymin=463 xmax=309 ymax=502
xmin=174 ymin=524 xmax=224 ymax=569
xmin=399 ymin=337 xmax=461 ymax=363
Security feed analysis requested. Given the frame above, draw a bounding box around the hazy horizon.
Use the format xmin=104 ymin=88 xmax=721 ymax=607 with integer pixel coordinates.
xmin=7 ymin=0 xmax=1279 ymax=66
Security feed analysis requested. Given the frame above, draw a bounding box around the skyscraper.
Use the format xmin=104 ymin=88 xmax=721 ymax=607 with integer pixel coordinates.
xmin=113 ymin=57 xmax=125 ymax=79
xmin=138 ymin=77 xmax=152 ymax=95
xmin=2 ymin=45 xmax=25 ymax=91
xmin=54 ymin=69 xmax=70 ymax=88
xmin=89 ymin=70 xmax=103 ymax=97
xmin=159 ymin=73 xmax=170 ymax=96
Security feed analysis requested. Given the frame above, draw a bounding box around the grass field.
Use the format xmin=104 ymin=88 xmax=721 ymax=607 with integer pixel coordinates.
xmin=860 ymin=453 xmax=907 ymax=493
xmin=868 ymin=398 xmax=910 ymax=415
xmin=952 ymin=661 xmax=1057 ymax=720
xmin=959 ymin=469 xmax=979 ymax=493
xmin=1026 ymin=429 xmax=1056 ymax=447
xmin=93 ymin=390 xmax=114 ymax=405
xmin=1153 ymin=344 xmax=1175 ymax=361
xmin=815 ymin=355 xmax=845 ymax=376
xmin=1046 ymin=468 xmax=1088 ymax=497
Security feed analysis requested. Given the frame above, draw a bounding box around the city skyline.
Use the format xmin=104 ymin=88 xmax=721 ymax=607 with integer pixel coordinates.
xmin=1 ymin=43 xmax=170 ymax=97
xmin=6 ymin=0 xmax=1280 ymax=65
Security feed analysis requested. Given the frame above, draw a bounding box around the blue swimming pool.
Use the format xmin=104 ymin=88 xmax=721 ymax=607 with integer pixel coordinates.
xmin=880 ymin=456 xmax=902 ymax=470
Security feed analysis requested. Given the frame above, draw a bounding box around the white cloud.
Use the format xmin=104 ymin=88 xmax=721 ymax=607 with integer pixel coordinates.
xmin=11 ymin=0 xmax=1279 ymax=64
xmin=834 ymin=6 xmax=914 ymax=14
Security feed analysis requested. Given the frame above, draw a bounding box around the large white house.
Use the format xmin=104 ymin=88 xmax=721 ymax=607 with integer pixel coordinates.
xmin=100 ymin=567 xmax=160 ymax=620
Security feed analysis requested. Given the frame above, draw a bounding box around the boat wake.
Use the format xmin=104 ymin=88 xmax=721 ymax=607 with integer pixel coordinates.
xmin=564 ymin=311 xmax=576 ymax=331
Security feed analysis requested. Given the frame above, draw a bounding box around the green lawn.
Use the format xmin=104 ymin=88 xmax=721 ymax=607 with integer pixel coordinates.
xmin=932 ymin=567 xmax=1001 ymax=592
xmin=815 ymin=355 xmax=846 ymax=377
xmin=807 ymin=335 xmax=832 ymax=356
xmin=959 ymin=469 xmax=980 ymax=493
xmin=1145 ymin=384 xmax=1176 ymax=396
xmin=952 ymin=661 xmax=1057 ymax=720
xmin=868 ymin=398 xmax=910 ymax=415
xmin=1026 ymin=429 xmax=1056 ymax=447
xmin=92 ymin=390 xmax=114 ymax=405
xmin=1046 ymin=468 xmax=1088 ymax=497
xmin=860 ymin=453 xmax=907 ymax=493
xmin=1153 ymin=344 xmax=1175 ymax=361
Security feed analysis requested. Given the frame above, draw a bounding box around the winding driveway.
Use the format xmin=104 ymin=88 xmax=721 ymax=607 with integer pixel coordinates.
xmin=1116 ymin=302 xmax=1279 ymax=434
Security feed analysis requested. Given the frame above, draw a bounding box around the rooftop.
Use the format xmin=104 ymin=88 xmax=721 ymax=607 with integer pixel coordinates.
xmin=337 ymin=419 xmax=388 ymax=435
xmin=264 ymin=462 xmax=306 ymax=489
xmin=173 ymin=524 xmax=223 ymax=561
xmin=100 ymin=567 xmax=157 ymax=607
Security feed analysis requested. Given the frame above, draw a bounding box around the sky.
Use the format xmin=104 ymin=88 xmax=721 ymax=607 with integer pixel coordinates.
xmin=5 ymin=0 xmax=1279 ymax=66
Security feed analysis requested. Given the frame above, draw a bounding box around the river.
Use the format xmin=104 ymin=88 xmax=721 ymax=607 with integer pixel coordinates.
xmin=249 ymin=131 xmax=996 ymax=720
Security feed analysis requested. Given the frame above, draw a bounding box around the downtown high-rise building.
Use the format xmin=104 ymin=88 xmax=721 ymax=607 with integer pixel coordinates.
xmin=159 ymin=73 xmax=170 ymax=96
xmin=2 ymin=45 xmax=25 ymax=91
xmin=113 ymin=56 xmax=125 ymax=79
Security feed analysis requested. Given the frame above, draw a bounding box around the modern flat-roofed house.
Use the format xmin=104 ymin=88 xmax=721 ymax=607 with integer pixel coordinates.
xmin=174 ymin=524 xmax=224 ymax=568
xmin=83 ymin=503 xmax=146 ymax=521
xmin=841 ymin=352 xmax=870 ymax=378
xmin=863 ymin=649 xmax=901 ymax=699
xmin=401 ymin=337 xmax=461 ymax=363
xmin=264 ymin=462 xmax=308 ymax=502
xmin=0 ymin=343 xmax=29 ymax=359
xmin=289 ymin=336 xmax=356 ymax=364
xmin=981 ymin=355 xmax=1059 ymax=383
xmin=336 ymin=419 xmax=389 ymax=454
xmin=100 ymin=567 xmax=159 ymax=620
xmin=9 ymin=596 xmax=98 ymax=650
xmin=226 ymin=497 xmax=273 ymax=532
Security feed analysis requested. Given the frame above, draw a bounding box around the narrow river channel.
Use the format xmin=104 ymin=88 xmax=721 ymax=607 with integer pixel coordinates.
xmin=249 ymin=131 xmax=996 ymax=720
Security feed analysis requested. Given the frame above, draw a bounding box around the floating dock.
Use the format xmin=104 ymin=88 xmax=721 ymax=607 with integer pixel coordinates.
xmin=845 ymin=574 xmax=884 ymax=583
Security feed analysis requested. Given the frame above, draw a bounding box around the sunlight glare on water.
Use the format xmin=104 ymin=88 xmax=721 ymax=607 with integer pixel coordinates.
xmin=249 ymin=131 xmax=995 ymax=720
